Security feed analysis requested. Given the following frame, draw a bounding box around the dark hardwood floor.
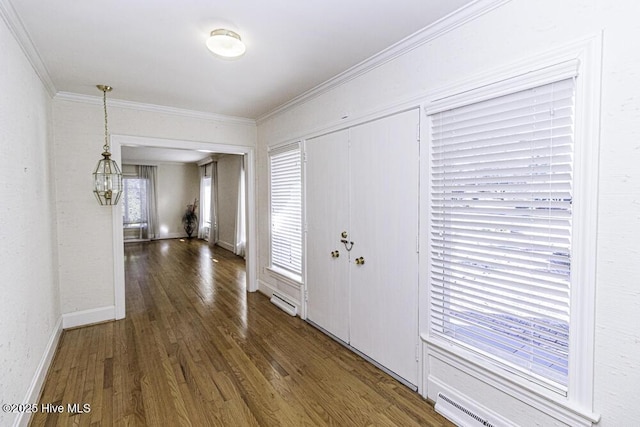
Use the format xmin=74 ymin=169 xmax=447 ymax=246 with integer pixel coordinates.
xmin=31 ymin=238 xmax=452 ymax=426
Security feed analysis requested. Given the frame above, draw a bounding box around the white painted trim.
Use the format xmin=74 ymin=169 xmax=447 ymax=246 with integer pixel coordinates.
xmin=422 ymin=35 xmax=599 ymax=111
xmin=197 ymin=157 xmax=216 ymax=167
xmin=425 ymin=59 xmax=580 ymax=114
xmin=432 ymin=377 xmax=515 ymax=427
xmin=265 ymin=266 xmax=302 ymax=289
xmin=55 ymin=92 xmax=255 ymax=126
xmin=62 ymin=306 xmax=115 ymax=329
xmin=244 ymin=149 xmax=257 ymax=292
xmin=122 ymin=160 xmax=197 ymax=166
xmin=420 ymin=34 xmax=603 ymax=422
xmin=565 ymin=32 xmax=603 ymax=409
xmin=112 ymin=142 xmax=125 ymax=320
xmin=257 ymin=278 xmax=278 ymax=298
xmin=13 ymin=317 xmax=63 ymax=427
xmin=215 ymin=240 xmax=235 ymax=252
xmin=425 ymin=341 xmax=600 ymax=426
xmin=256 ymin=0 xmax=512 ymax=124
xmin=262 ymin=36 xmax=601 ymax=149
xmin=116 ymin=134 xmax=250 ymax=154
xmin=0 ymin=0 xmax=56 ymax=97
xmin=111 ymin=134 xmax=259 ymax=318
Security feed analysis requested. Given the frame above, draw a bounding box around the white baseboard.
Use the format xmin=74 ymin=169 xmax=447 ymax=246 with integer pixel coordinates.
xmin=216 ymin=240 xmax=235 ymax=252
xmin=14 ymin=317 xmax=63 ymax=427
xmin=62 ymin=305 xmax=115 ymax=329
xmin=258 ymin=278 xmax=278 ymax=298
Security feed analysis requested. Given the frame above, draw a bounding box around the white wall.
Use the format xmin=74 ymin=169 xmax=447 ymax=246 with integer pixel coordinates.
xmin=0 ymin=16 xmax=60 ymax=427
xmin=216 ymin=155 xmax=241 ymax=251
xmin=53 ymin=98 xmax=256 ymax=314
xmin=156 ymin=163 xmax=199 ymax=239
xmin=256 ymin=1 xmax=640 ymax=425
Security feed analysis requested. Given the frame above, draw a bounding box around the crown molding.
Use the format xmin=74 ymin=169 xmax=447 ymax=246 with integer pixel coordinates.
xmin=54 ymin=92 xmax=256 ymax=126
xmin=0 ymin=0 xmax=56 ymax=97
xmin=256 ymin=0 xmax=512 ymax=124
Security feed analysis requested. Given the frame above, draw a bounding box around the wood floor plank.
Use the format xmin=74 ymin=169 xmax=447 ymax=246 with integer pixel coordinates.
xmin=31 ymin=239 xmax=453 ymax=426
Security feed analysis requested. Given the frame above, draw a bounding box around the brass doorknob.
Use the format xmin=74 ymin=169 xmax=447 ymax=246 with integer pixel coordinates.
xmin=341 ymin=231 xmax=348 ymax=238
xmin=355 ymin=257 xmax=365 ymax=265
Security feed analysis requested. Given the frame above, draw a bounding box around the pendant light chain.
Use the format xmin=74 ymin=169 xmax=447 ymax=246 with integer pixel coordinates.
xmin=102 ymin=88 xmax=110 ymax=153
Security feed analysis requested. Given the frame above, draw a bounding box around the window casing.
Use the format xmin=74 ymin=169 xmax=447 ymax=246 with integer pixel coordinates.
xmin=269 ymin=143 xmax=302 ymax=277
xmin=429 ymin=77 xmax=575 ymax=391
xmin=424 ymin=49 xmax=600 ymax=421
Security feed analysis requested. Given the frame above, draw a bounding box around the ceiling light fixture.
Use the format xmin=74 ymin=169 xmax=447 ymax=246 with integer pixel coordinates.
xmin=206 ymin=29 xmax=246 ymax=58
xmin=92 ymin=85 xmax=123 ymax=206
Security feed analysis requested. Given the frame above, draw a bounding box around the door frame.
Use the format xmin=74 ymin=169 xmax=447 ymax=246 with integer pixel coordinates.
xmin=110 ymin=134 xmax=257 ymax=320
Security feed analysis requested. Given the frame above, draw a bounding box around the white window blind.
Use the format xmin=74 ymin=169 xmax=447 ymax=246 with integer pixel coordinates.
xmin=429 ymin=78 xmax=575 ymax=388
xmin=269 ymin=144 xmax=302 ymax=276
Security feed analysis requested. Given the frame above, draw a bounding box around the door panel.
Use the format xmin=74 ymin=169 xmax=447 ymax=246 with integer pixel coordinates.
xmin=305 ymin=130 xmax=350 ymax=342
xmin=349 ymin=109 xmax=420 ymax=385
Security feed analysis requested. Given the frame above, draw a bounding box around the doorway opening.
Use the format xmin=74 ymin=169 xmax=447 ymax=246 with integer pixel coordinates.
xmin=110 ymin=135 xmax=257 ymax=319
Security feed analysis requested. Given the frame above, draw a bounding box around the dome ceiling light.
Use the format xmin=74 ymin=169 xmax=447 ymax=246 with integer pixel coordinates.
xmin=206 ymin=29 xmax=246 ymax=58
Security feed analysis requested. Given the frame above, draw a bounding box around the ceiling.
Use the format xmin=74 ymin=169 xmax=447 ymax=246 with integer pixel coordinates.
xmin=10 ymin=0 xmax=474 ymax=120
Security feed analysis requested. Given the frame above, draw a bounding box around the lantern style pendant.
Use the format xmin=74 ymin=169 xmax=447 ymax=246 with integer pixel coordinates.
xmin=93 ymin=85 xmax=122 ymax=205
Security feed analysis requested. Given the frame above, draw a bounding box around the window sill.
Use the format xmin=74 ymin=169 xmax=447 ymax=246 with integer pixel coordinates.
xmin=421 ymin=333 xmax=600 ymax=426
xmin=266 ymin=266 xmax=302 ymax=287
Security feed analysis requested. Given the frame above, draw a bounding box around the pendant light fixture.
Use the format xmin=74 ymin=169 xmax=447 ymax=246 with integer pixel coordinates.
xmin=92 ymin=85 xmax=122 ymax=205
xmin=206 ymin=29 xmax=246 ymax=58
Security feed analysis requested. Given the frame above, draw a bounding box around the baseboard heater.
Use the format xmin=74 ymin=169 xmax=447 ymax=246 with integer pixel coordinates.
xmin=435 ymin=390 xmax=511 ymax=427
xmin=270 ymin=293 xmax=297 ymax=316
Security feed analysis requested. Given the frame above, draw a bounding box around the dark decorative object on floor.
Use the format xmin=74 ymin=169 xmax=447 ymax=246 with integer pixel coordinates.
xmin=182 ymin=198 xmax=198 ymax=238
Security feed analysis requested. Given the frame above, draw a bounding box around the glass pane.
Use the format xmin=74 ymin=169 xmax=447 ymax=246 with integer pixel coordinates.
xmin=122 ymin=178 xmax=148 ymax=227
xmin=203 ymin=177 xmax=211 ymax=225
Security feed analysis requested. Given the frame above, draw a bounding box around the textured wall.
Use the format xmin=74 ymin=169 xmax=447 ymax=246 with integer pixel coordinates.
xmin=0 ymin=16 xmax=60 ymax=427
xmin=256 ymin=0 xmax=640 ymax=425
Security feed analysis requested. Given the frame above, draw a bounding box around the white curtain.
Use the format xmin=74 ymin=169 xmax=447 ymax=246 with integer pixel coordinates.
xmin=137 ymin=165 xmax=159 ymax=240
xmin=209 ymin=161 xmax=219 ymax=246
xmin=198 ymin=164 xmax=208 ymax=239
xmin=234 ymin=155 xmax=246 ymax=257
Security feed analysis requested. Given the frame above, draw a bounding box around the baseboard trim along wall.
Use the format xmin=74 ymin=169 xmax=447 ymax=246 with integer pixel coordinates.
xmin=62 ymin=305 xmax=115 ymax=329
xmin=14 ymin=317 xmax=63 ymax=427
xmin=215 ymin=240 xmax=235 ymax=252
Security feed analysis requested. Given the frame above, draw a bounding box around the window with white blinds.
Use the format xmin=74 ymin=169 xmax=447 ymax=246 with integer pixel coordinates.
xmin=269 ymin=143 xmax=302 ymax=276
xmin=429 ymin=77 xmax=575 ymax=388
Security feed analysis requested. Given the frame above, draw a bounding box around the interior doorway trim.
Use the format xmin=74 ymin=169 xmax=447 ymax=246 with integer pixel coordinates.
xmin=110 ymin=134 xmax=257 ymax=320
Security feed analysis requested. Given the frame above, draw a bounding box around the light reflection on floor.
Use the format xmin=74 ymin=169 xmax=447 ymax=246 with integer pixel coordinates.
xmin=125 ymin=238 xmax=248 ymax=333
